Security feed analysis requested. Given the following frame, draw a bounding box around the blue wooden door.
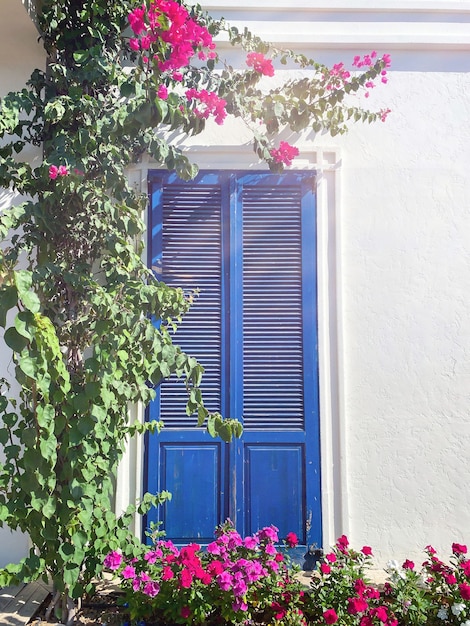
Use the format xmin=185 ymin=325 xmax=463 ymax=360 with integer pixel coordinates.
xmin=146 ymin=170 xmax=321 ymax=551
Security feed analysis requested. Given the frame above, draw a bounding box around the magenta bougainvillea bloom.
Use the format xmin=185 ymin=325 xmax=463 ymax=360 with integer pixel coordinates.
xmin=49 ymin=164 xmax=68 ymax=179
xmin=323 ymin=608 xmax=339 ymax=624
xmin=157 ymin=84 xmax=168 ymax=100
xmin=103 ymin=550 xmax=123 ymax=570
xmin=285 ymin=532 xmax=298 ymax=548
xmin=269 ymin=141 xmax=299 ymax=166
xmin=246 ymin=51 xmax=275 ymax=76
xmin=336 ymin=534 xmax=349 ymax=552
xmin=452 ymin=543 xmax=468 ymax=555
xmin=459 ymin=582 xmax=470 ymax=600
xmin=347 ymin=596 xmax=369 ymax=614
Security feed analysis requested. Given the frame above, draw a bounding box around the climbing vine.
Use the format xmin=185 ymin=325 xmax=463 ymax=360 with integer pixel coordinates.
xmin=0 ymin=0 xmax=389 ymax=622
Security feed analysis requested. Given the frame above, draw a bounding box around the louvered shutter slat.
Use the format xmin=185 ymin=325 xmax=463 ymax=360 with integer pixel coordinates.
xmin=242 ymin=185 xmax=304 ymax=430
xmin=160 ymin=184 xmax=222 ymax=428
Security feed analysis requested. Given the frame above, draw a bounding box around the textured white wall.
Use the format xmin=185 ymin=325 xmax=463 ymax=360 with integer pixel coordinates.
xmin=318 ymin=67 xmax=470 ymax=565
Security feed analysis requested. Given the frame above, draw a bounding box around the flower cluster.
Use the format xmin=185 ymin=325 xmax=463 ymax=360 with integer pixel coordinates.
xmin=323 ymin=51 xmax=392 ymax=98
xmin=106 ymin=530 xmax=470 ymax=626
xmin=48 ymin=164 xmax=68 ymax=180
xmin=185 ymin=88 xmax=227 ymax=125
xmin=128 ymin=0 xmax=216 ymax=70
xmin=384 ymin=542 xmax=470 ymax=625
xmin=246 ymin=51 xmax=275 ymax=77
xmin=105 ymin=521 xmax=306 ymax=625
xmin=353 ymin=51 xmax=392 ymax=97
xmin=310 ymin=535 xmax=398 ymax=626
xmin=270 ymin=141 xmax=300 ymax=167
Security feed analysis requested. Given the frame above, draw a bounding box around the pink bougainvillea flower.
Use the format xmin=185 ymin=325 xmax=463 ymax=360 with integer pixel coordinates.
xmin=286 ymin=531 xmax=299 ymax=548
xmin=459 ymin=582 xmax=470 ymax=600
xmin=181 ymin=606 xmax=191 ymax=619
xmin=452 ymin=543 xmax=468 ymax=555
xmin=162 ymin=565 xmax=174 ymax=580
xmin=49 ymin=164 xmax=68 ymax=179
xmin=337 ymin=534 xmax=349 ymax=551
xmin=271 ymin=601 xmax=287 ymax=620
xmin=256 ymin=525 xmax=279 ymax=543
xmin=365 ymin=586 xmax=381 ymax=600
xmin=103 ymin=551 xmax=122 ymax=570
xmin=243 ymin=535 xmax=258 ymax=549
xmin=48 ymin=165 xmax=59 ymax=180
xmin=128 ymin=5 xmax=146 ymax=35
xmin=444 ymin=573 xmax=457 ymax=585
xmin=129 ymin=38 xmax=140 ymax=51
xmin=361 ymin=546 xmax=373 ymax=556
xmin=461 ymin=560 xmax=470 ymax=576
xmin=269 ymin=141 xmax=299 ymax=167
xmin=354 ymin=578 xmax=367 ymax=595
xmin=320 ymin=563 xmax=331 ymax=575
xmin=121 ymin=565 xmax=136 ymax=579
xmin=232 ymin=598 xmax=248 ymax=612
xmin=179 ymin=568 xmax=193 ymax=588
xmin=185 ymin=88 xmax=227 ymax=125
xmin=325 ymin=552 xmax=337 ymax=563
xmin=402 ymin=559 xmax=415 ymax=570
xmin=323 ymin=608 xmax=339 ymax=624
xmin=143 ymin=580 xmax=160 ymax=597
xmin=380 ymin=108 xmax=392 ymax=122
xmin=216 ymin=570 xmax=233 ymax=591
xmin=246 ymin=51 xmax=275 ymax=76
xmin=372 ymin=606 xmax=389 ymax=623
xmin=347 ymin=597 xmax=369 ymax=614
xmin=157 ymin=84 xmax=169 ymax=100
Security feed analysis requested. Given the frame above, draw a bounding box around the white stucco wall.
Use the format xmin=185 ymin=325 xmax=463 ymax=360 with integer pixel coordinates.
xmin=1 ymin=0 xmax=470 ymax=571
xmin=321 ymin=66 xmax=470 ymax=564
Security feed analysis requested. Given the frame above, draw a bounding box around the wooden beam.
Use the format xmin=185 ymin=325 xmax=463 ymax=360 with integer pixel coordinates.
xmin=0 ymin=581 xmax=51 ymax=625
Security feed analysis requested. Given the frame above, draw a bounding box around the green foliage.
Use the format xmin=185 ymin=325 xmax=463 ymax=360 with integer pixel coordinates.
xmin=0 ymin=0 xmax=388 ymax=616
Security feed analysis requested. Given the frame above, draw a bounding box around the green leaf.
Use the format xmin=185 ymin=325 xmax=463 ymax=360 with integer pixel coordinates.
xmin=4 ymin=327 xmax=29 ymax=352
xmin=73 ymin=50 xmax=88 ymax=64
xmin=42 ymin=497 xmax=56 ymax=519
xmin=0 ymin=286 xmax=18 ymax=327
xmin=63 ymin=562 xmax=80 ymax=587
xmin=19 ymin=354 xmax=38 ymax=379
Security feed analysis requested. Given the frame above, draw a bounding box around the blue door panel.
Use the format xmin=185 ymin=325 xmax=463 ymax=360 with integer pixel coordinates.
xmin=244 ymin=444 xmax=305 ymax=541
xmin=160 ymin=441 xmax=225 ymax=542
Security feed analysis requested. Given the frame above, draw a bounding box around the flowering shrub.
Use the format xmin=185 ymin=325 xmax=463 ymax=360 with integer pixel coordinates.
xmin=309 ymin=539 xmax=470 ymax=626
xmin=105 ymin=521 xmax=307 ymax=625
xmin=106 ymin=531 xmax=470 ymax=626
xmin=306 ymin=535 xmax=398 ymax=626
xmin=383 ymin=543 xmax=470 ymax=626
